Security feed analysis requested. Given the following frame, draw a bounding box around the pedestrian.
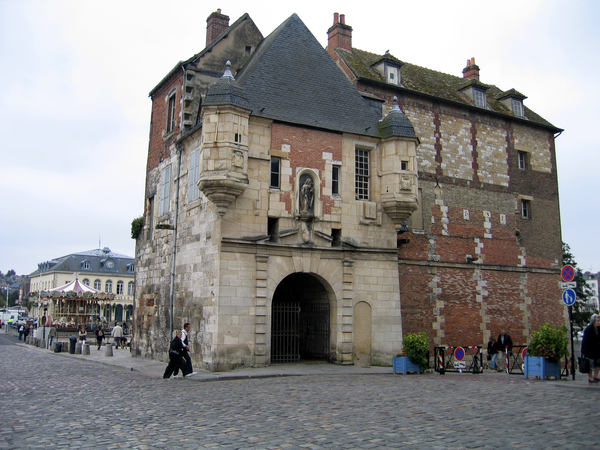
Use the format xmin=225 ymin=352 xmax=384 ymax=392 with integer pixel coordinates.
xmin=495 ymin=330 xmax=513 ymax=372
xmin=79 ymin=325 xmax=87 ymax=345
xmin=163 ymin=330 xmax=190 ymax=379
xmin=95 ymin=323 xmax=105 ymax=350
xmin=487 ymin=336 xmax=499 ymax=371
xmin=581 ymin=313 xmax=600 ymax=383
xmin=111 ymin=322 xmax=123 ymax=348
xmin=174 ymin=323 xmax=197 ymax=378
xmin=23 ymin=325 xmax=31 ymax=341
xmin=48 ymin=326 xmax=57 ymax=348
xmin=18 ymin=324 xmax=24 ymax=340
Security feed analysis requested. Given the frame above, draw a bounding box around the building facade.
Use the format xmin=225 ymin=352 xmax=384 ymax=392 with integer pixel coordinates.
xmin=327 ymin=14 xmax=566 ymax=347
xmin=134 ymin=10 xmax=566 ymax=371
xmin=28 ymin=247 xmax=135 ymax=324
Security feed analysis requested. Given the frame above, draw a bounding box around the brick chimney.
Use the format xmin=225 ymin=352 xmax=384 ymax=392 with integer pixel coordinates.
xmin=206 ymin=9 xmax=230 ymax=47
xmin=462 ymin=57 xmax=480 ymax=81
xmin=327 ymin=12 xmax=353 ymax=59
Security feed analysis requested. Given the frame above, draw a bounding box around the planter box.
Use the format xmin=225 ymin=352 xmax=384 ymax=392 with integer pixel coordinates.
xmin=524 ymin=356 xmax=561 ymax=380
xmin=393 ymin=356 xmax=421 ymax=375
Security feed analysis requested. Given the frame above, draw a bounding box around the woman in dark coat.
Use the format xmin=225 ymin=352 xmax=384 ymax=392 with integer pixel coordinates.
xmin=581 ymin=313 xmax=600 ymax=383
xmin=163 ymin=331 xmax=190 ymax=379
xmin=95 ymin=323 xmax=105 ymax=350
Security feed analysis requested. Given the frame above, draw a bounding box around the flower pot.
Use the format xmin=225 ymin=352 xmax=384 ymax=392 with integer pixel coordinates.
xmin=393 ymin=356 xmax=421 ymax=375
xmin=523 ymin=356 xmax=561 ymax=380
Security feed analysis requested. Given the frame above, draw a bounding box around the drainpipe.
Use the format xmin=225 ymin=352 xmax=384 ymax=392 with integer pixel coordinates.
xmin=169 ymin=144 xmax=183 ymax=339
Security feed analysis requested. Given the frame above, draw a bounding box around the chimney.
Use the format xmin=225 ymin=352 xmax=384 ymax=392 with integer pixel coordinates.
xmin=327 ymin=12 xmax=353 ymax=59
xmin=462 ymin=57 xmax=480 ymax=81
xmin=206 ymin=9 xmax=230 ymax=47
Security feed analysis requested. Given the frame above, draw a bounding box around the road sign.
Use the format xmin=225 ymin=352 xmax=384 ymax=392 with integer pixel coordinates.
xmin=562 ymin=289 xmax=576 ymax=306
xmin=561 ymin=265 xmax=575 ymax=282
xmin=453 ymin=361 xmax=466 ymax=369
xmin=454 ymin=347 xmax=465 ymax=361
xmin=560 ymin=281 xmax=577 ymax=289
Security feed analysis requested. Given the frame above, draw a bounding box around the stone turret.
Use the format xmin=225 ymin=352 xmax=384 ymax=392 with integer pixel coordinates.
xmin=198 ymin=62 xmax=250 ymax=216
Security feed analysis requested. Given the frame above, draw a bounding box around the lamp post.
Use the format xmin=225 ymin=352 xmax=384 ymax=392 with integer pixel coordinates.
xmin=43 ymin=306 xmax=48 ymax=342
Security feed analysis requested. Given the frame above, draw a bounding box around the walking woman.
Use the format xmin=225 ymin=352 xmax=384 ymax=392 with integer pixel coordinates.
xmin=581 ymin=313 xmax=600 ymax=383
xmin=95 ymin=323 xmax=105 ymax=350
xmin=163 ymin=330 xmax=189 ymax=379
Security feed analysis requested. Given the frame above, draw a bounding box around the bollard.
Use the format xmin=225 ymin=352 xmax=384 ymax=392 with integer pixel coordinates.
xmin=63 ymin=341 xmax=69 ymax=352
xmin=75 ymin=342 xmax=82 ymax=354
xmin=39 ymin=339 xmax=46 ymax=349
xmin=105 ymin=344 xmax=113 ymax=357
xmin=83 ymin=344 xmax=90 ymax=355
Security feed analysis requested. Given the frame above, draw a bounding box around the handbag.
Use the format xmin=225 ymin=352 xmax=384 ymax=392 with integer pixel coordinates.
xmin=169 ymin=349 xmax=180 ymax=356
xmin=578 ymin=356 xmax=590 ymax=374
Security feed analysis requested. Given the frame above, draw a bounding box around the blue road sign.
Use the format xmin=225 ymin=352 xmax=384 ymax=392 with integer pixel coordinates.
xmin=562 ymin=289 xmax=576 ymax=306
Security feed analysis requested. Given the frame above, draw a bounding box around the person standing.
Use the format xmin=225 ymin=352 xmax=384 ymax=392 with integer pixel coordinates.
xmin=581 ymin=313 xmax=600 ymax=383
xmin=496 ymin=330 xmax=513 ymax=372
xmin=163 ymin=331 xmax=189 ymax=379
xmin=18 ymin=324 xmax=24 ymax=340
xmin=487 ymin=336 xmax=499 ymax=371
xmin=95 ymin=323 xmax=105 ymax=350
xmin=79 ymin=325 xmax=87 ymax=345
xmin=111 ymin=323 xmax=123 ymax=349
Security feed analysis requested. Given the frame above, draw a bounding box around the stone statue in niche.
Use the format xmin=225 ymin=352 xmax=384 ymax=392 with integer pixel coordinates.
xmin=232 ymin=150 xmax=243 ymax=168
xmin=299 ymin=175 xmax=314 ymax=214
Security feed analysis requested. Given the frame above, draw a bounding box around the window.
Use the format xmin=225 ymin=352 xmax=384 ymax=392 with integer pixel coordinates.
xmin=127 ymin=264 xmax=134 ymax=273
xmin=128 ymin=281 xmax=134 ymax=296
xmin=512 ymin=99 xmax=524 ymax=118
xmin=386 ymin=66 xmax=399 ymax=85
xmin=355 ymin=148 xmax=370 ymax=200
xmin=270 ymin=157 xmax=280 ymax=189
xmin=159 ymin=166 xmax=171 ymax=215
xmin=116 ymin=281 xmax=124 ymax=295
xmin=518 ymin=151 xmax=527 ymax=170
xmin=81 ymin=261 xmax=91 ymax=270
xmin=331 ymin=228 xmax=341 ymax=247
xmin=332 ymin=165 xmax=341 ymax=196
xmin=401 ymin=160 xmax=408 ymax=171
xmin=83 ymin=279 xmax=90 ymax=286
xmin=105 ymin=280 xmax=113 ymax=293
xmin=521 ymin=199 xmax=531 ymax=219
xmin=474 ymin=89 xmax=487 ymax=108
xmin=188 ymin=148 xmax=200 ymax=202
xmin=94 ymin=279 xmax=101 ymax=291
xmin=268 ymin=217 xmax=279 ymax=242
xmin=166 ymin=91 xmax=176 ymax=133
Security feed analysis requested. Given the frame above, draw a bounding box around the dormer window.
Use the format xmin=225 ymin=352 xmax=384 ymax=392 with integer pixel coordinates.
xmin=81 ymin=260 xmax=91 ymax=270
xmin=372 ymin=56 xmax=402 ymax=86
xmin=473 ymin=89 xmax=487 ymax=108
xmin=499 ymin=89 xmax=527 ymax=118
xmin=386 ymin=65 xmax=400 ymax=85
xmin=512 ymin=99 xmax=524 ymax=118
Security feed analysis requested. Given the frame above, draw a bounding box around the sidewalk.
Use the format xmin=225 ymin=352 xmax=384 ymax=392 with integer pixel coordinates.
xmin=16 ymin=340 xmax=596 ymax=387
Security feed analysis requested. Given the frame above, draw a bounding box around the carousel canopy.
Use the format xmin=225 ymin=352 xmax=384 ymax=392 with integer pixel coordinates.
xmin=50 ymin=277 xmax=101 ymax=294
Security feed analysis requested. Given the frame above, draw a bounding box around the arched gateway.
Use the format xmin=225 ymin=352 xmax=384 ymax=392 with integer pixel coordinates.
xmin=271 ymin=273 xmax=331 ymax=363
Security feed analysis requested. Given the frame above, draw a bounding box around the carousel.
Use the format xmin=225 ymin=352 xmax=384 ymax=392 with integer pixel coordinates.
xmin=30 ymin=276 xmax=115 ymax=330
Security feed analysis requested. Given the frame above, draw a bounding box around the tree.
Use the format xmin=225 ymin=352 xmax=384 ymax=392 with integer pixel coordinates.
xmin=563 ymin=242 xmax=595 ymax=332
xmin=6 ymin=270 xmax=15 ymax=277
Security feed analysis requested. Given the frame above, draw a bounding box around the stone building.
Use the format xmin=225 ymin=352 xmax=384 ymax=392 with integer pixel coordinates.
xmin=134 ymin=10 xmax=565 ymax=371
xmin=327 ymin=14 xmax=565 ymax=347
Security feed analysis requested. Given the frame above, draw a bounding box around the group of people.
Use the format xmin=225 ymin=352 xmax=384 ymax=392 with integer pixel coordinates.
xmin=17 ymin=324 xmax=33 ymax=341
xmin=487 ymin=330 xmax=514 ymax=372
xmin=78 ymin=322 xmax=129 ymax=350
xmin=163 ymin=323 xmax=197 ymax=379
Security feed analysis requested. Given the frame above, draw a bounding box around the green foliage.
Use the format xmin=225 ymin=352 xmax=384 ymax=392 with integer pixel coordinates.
xmin=402 ymin=332 xmax=430 ymax=371
xmin=528 ymin=322 xmax=569 ymax=362
xmin=6 ymin=270 xmax=15 ymax=277
xmin=563 ymin=243 xmax=595 ymax=332
xmin=131 ymin=216 xmax=144 ymax=240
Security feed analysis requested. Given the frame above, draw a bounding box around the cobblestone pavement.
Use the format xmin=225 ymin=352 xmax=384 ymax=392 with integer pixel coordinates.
xmin=1 ymin=343 xmax=598 ymax=450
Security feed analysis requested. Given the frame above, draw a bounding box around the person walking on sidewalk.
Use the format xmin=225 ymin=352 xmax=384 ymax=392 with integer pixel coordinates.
xmin=487 ymin=336 xmax=500 ymax=371
xmin=163 ymin=331 xmax=190 ymax=379
xmin=18 ymin=324 xmax=24 ymax=340
xmin=173 ymin=323 xmax=197 ymax=377
xmin=111 ymin=323 xmax=123 ymax=348
xmin=95 ymin=323 xmax=105 ymax=350
xmin=581 ymin=313 xmax=600 ymax=383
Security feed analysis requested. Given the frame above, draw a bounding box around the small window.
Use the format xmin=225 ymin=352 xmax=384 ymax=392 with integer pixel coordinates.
xmin=331 ymin=228 xmax=341 ymax=247
xmin=127 ymin=264 xmax=135 ymax=273
xmin=268 ymin=217 xmax=279 ymax=243
xmin=94 ymin=279 xmax=101 ymax=291
xmin=474 ymin=89 xmax=487 ymax=108
xmin=512 ymin=99 xmax=524 ymax=118
xmin=401 ymin=160 xmax=408 ymax=171
xmin=128 ymin=281 xmax=134 ymax=296
xmin=270 ymin=157 xmax=281 ymax=189
xmin=166 ymin=92 xmax=176 ymax=133
xmin=81 ymin=261 xmax=91 ymax=270
xmin=355 ymin=148 xmax=370 ymax=200
xmin=105 ymin=280 xmax=113 ymax=293
xmin=83 ymin=279 xmax=90 ymax=286
xmin=160 ymin=166 xmax=171 ymax=215
xmin=116 ymin=281 xmax=124 ymax=295
xmin=332 ymin=165 xmax=341 ymax=196
xmin=518 ymin=151 xmax=527 ymax=170
xmin=521 ymin=199 xmax=531 ymax=219
xmin=189 ymin=148 xmax=200 ymax=202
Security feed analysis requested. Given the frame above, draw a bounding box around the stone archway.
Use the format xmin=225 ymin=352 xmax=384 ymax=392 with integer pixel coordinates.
xmin=271 ymin=273 xmax=331 ymax=363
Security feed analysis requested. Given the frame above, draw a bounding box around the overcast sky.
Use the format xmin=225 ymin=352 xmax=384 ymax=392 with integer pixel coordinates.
xmin=1 ymin=0 xmax=598 ymax=276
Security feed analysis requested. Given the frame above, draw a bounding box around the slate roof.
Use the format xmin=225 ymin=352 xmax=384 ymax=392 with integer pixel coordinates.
xmin=204 ymin=62 xmax=251 ymax=110
xmin=29 ymin=248 xmax=134 ymax=277
xmin=235 ymin=14 xmax=382 ymax=138
xmin=336 ymin=48 xmax=561 ymax=132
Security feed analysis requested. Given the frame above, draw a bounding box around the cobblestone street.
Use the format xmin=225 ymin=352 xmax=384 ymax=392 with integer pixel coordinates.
xmin=1 ymin=342 xmax=598 ymax=449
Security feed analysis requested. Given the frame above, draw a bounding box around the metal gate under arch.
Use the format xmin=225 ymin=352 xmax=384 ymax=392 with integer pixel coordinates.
xmin=271 ymin=301 xmax=330 ymax=363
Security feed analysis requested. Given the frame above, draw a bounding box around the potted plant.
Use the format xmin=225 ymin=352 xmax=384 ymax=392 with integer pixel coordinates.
xmin=524 ymin=322 xmax=568 ymax=380
xmin=393 ymin=332 xmax=429 ymax=375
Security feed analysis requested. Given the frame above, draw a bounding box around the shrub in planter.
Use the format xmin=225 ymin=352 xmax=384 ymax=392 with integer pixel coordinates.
xmin=401 ymin=332 xmax=429 ymax=371
xmin=527 ymin=322 xmax=568 ymax=362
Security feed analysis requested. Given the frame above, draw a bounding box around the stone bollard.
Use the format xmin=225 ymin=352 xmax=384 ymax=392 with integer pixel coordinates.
xmin=75 ymin=342 xmax=82 ymax=354
xmin=63 ymin=342 xmax=69 ymax=352
xmin=83 ymin=344 xmax=90 ymax=355
xmin=105 ymin=344 xmax=113 ymax=357
xmin=39 ymin=339 xmax=46 ymax=349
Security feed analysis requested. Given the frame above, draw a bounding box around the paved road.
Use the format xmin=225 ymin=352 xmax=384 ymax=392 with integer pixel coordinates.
xmin=0 ymin=338 xmax=598 ymax=449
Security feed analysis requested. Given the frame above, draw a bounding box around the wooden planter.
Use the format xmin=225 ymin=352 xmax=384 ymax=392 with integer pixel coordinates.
xmin=393 ymin=356 xmax=421 ymax=375
xmin=524 ymin=356 xmax=561 ymax=380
